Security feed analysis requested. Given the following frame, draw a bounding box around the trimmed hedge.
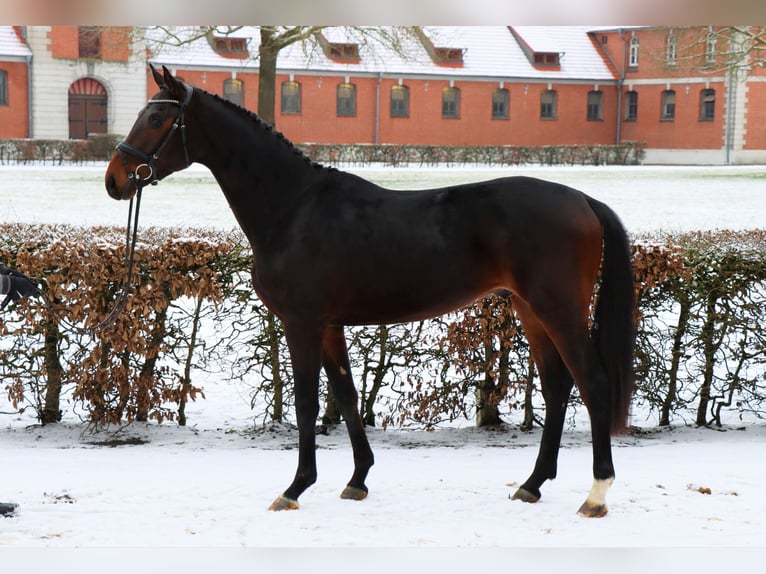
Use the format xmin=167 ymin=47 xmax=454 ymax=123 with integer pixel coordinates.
xmin=0 ymin=135 xmax=124 ymax=165
xmin=0 ymin=137 xmax=647 ymax=167
xmin=299 ymin=142 xmax=647 ymax=166
xmin=1 ymin=224 xmax=764 ymax=429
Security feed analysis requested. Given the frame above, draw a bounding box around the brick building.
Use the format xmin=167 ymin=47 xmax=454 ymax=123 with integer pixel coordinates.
xmin=2 ymin=25 xmax=765 ymax=164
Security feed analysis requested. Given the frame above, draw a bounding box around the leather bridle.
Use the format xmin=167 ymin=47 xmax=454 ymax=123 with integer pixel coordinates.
xmin=80 ymin=83 xmax=194 ymax=333
xmin=115 ymin=82 xmax=194 ymax=191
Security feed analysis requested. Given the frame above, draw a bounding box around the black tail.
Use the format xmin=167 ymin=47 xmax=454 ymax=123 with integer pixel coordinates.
xmin=586 ymin=196 xmax=635 ymax=434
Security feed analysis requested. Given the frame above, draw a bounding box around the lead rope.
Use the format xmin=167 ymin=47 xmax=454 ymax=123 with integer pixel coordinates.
xmin=40 ymin=187 xmax=143 ymax=336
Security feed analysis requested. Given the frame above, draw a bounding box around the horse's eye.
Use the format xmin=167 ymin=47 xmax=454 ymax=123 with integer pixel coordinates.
xmin=149 ymin=116 xmax=162 ymax=129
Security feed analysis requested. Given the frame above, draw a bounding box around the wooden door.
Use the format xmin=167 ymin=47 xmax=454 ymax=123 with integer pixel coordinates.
xmin=68 ymin=78 xmax=108 ymax=139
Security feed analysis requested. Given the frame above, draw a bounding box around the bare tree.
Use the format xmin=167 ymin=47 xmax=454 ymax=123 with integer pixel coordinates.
xmin=667 ymin=26 xmax=766 ymax=75
xmin=148 ymin=26 xmax=421 ymax=125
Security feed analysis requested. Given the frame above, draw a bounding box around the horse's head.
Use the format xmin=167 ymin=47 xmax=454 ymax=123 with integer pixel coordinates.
xmin=105 ymin=65 xmax=194 ymax=200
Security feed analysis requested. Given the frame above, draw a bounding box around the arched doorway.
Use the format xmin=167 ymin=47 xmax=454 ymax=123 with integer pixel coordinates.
xmin=68 ymin=78 xmax=107 ymax=139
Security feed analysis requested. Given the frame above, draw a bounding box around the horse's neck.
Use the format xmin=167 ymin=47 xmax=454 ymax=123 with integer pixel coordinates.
xmin=196 ymin=99 xmax=318 ymax=242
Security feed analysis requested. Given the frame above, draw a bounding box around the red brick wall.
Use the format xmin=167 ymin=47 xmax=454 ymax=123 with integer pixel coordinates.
xmin=620 ymin=82 xmax=725 ymax=149
xmin=274 ymin=74 xmax=619 ymax=146
xmin=0 ymin=61 xmax=29 ymax=137
xmin=744 ymin=81 xmax=766 ymax=150
xmin=597 ymin=27 xmax=726 ymax=150
xmin=49 ymin=26 xmax=132 ymax=62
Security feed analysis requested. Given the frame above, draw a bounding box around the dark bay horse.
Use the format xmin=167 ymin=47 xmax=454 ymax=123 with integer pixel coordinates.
xmin=105 ymin=65 xmax=635 ymax=517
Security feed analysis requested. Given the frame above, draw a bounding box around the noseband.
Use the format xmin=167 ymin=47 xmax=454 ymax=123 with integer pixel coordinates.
xmin=115 ymin=83 xmax=194 ymax=190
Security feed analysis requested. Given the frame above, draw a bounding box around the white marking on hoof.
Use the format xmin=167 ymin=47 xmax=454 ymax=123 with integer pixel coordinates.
xmin=577 ymin=477 xmax=614 ymax=518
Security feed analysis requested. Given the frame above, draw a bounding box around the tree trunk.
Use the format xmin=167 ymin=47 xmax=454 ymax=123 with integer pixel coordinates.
xmin=521 ymin=353 xmax=536 ymax=431
xmin=362 ymin=324 xmax=388 ymax=427
xmin=179 ymin=297 xmax=204 ymax=427
xmin=476 ymin=338 xmax=502 ymax=427
xmin=266 ymin=310 xmax=284 ymax=422
xmin=137 ymin=303 xmax=169 ymax=422
xmin=41 ymin=316 xmax=63 ymax=424
xmin=322 ymin=385 xmax=341 ymax=425
xmin=696 ymin=292 xmax=719 ymax=426
xmin=258 ymin=28 xmax=279 ymax=126
xmin=660 ymin=293 xmax=690 ymax=426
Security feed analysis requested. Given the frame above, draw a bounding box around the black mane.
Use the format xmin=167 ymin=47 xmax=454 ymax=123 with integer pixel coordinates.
xmin=203 ymin=88 xmax=332 ymax=173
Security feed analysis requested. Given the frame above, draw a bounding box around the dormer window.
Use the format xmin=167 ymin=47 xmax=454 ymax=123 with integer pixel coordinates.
xmin=415 ymin=28 xmax=464 ymax=66
xmin=432 ymin=47 xmax=464 ymax=64
xmin=316 ymin=33 xmax=360 ymax=62
xmin=211 ymin=36 xmax=249 ymax=57
xmin=533 ymin=52 xmax=560 ymax=66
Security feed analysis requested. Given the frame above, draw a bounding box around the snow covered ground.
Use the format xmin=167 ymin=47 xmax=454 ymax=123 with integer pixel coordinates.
xmin=1 ymin=164 xmax=765 ymax=569
xmin=2 ymin=162 xmax=766 ymax=234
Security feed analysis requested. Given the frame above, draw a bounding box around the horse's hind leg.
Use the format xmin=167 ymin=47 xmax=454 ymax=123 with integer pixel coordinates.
xmin=522 ymin=300 xmax=617 ymax=518
xmin=322 ymin=325 xmax=374 ymax=501
xmin=511 ymin=297 xmax=574 ymax=504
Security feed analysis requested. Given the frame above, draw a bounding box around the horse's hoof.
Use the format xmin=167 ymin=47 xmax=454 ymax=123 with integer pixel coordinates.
xmin=577 ymin=500 xmax=608 ymax=518
xmin=340 ymin=485 xmax=368 ymax=501
xmin=268 ymin=495 xmax=300 ymax=511
xmin=511 ymin=487 xmax=540 ymax=504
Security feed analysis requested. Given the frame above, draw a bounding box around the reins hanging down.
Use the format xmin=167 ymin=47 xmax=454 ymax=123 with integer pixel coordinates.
xmin=37 ymin=188 xmax=143 ymax=336
xmin=51 ymin=84 xmax=193 ymax=335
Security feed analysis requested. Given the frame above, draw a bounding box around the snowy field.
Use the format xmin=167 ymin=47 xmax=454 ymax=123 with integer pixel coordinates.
xmin=1 ymin=163 xmax=765 ymax=569
xmin=2 ymin=162 xmax=766 ymax=234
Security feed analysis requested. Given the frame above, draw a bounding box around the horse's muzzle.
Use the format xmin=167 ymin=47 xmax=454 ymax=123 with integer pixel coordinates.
xmin=105 ymin=172 xmax=136 ymax=201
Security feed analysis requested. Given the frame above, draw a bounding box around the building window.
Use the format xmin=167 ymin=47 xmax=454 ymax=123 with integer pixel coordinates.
xmin=442 ymin=86 xmax=460 ymax=119
xmin=390 ymin=85 xmax=409 ymax=118
xmin=666 ymin=31 xmax=677 ymax=65
xmin=587 ymin=90 xmax=603 ymax=121
xmin=625 ymin=90 xmax=638 ymax=121
xmin=337 ymin=83 xmax=356 ymax=117
xmin=78 ymin=26 xmax=101 ymax=59
xmin=0 ymin=70 xmax=7 ymax=106
xmin=661 ymin=90 xmax=676 ymax=120
xmin=540 ymin=89 xmax=557 ymax=119
xmin=700 ymin=88 xmax=715 ymax=121
xmin=223 ymin=79 xmax=244 ymax=107
xmin=281 ymin=81 xmax=301 ymax=114
xmin=212 ymin=36 xmax=248 ymax=56
xmin=706 ymin=29 xmax=717 ymax=64
xmin=492 ymin=88 xmax=509 ymax=120
xmin=629 ymin=35 xmax=639 ymax=68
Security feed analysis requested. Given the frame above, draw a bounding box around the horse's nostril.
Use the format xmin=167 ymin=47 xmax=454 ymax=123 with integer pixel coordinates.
xmin=106 ymin=174 xmax=117 ymax=195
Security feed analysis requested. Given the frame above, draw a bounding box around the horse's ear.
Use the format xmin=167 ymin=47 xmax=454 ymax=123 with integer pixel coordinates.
xmin=162 ymin=65 xmax=187 ymax=99
xmin=150 ymin=64 xmax=165 ymax=89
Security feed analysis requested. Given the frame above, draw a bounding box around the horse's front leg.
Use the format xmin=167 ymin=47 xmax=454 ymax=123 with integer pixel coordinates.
xmin=269 ymin=323 xmax=324 ymax=511
xmin=322 ymin=325 xmax=374 ymax=501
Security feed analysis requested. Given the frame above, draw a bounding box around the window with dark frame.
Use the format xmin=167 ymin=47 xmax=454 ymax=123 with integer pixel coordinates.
xmin=629 ymin=36 xmax=639 ymax=68
xmin=666 ymin=31 xmax=677 ymax=65
xmin=587 ymin=90 xmax=603 ymax=121
xmin=390 ymin=85 xmax=409 ymax=118
xmin=0 ymin=70 xmax=7 ymax=106
xmin=213 ymin=37 xmax=248 ymax=55
xmin=661 ymin=90 xmax=676 ymax=120
xmin=78 ymin=26 xmax=101 ymax=59
xmin=700 ymin=88 xmax=715 ymax=121
xmin=337 ymin=83 xmax=356 ymax=117
xmin=442 ymin=86 xmax=460 ymax=119
xmin=705 ymin=29 xmax=717 ymax=64
xmin=281 ymin=81 xmax=301 ymax=115
xmin=492 ymin=88 xmax=509 ymax=120
xmin=625 ymin=90 xmax=638 ymax=121
xmin=223 ymin=78 xmax=244 ymax=107
xmin=540 ymin=89 xmax=557 ymax=119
